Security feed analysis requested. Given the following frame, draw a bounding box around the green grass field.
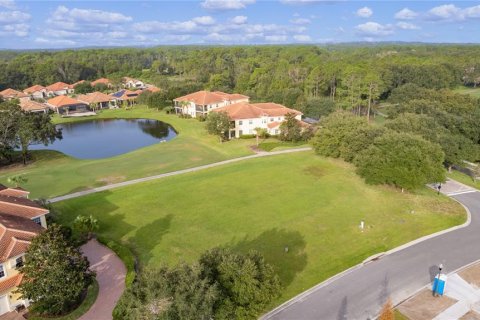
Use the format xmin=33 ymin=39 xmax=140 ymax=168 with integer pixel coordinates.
xmin=0 ymin=107 xmax=255 ymax=198
xmin=447 ymin=170 xmax=479 ymax=189
xmin=52 ymin=151 xmax=465 ymax=304
xmin=453 ymin=86 xmax=480 ymax=98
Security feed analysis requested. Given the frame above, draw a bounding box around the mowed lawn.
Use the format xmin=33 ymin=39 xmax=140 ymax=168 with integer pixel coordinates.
xmin=0 ymin=107 xmax=254 ymax=198
xmin=52 ymin=151 xmax=466 ymax=303
xmin=453 ymin=86 xmax=480 ymax=98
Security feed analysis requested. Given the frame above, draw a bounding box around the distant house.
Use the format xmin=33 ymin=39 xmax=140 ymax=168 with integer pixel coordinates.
xmin=45 ymin=82 xmax=74 ymax=97
xmin=91 ymin=78 xmax=113 ymax=88
xmin=19 ymin=100 xmax=49 ymax=113
xmin=173 ymin=90 xmax=249 ymax=118
xmin=0 ymin=184 xmax=49 ymax=316
xmin=211 ymin=102 xmax=305 ymax=138
xmin=46 ymin=95 xmax=89 ymax=114
xmin=0 ymin=89 xmax=29 ymax=101
xmin=144 ymin=85 xmax=160 ymax=93
xmin=23 ymin=85 xmax=47 ymax=100
xmin=110 ymin=89 xmax=139 ymax=107
xmin=77 ymin=92 xmax=117 ymax=110
xmin=123 ymin=77 xmax=145 ymax=89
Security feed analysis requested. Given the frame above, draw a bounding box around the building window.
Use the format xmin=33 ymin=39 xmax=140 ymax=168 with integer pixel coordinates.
xmin=249 ymin=120 xmax=253 ymax=125
xmin=275 ymin=129 xmax=279 ymax=134
xmin=270 ymin=118 xmax=274 ymax=122
xmin=278 ymin=117 xmax=281 ymax=121
xmin=239 ymin=130 xmax=243 ymax=136
xmin=239 ymin=120 xmax=243 ymax=125
xmin=262 ymin=119 xmax=266 ymax=124
xmin=32 ymin=217 xmax=41 ymax=225
xmin=15 ymin=256 xmax=23 ymax=269
xmin=0 ymin=265 xmax=5 ymax=278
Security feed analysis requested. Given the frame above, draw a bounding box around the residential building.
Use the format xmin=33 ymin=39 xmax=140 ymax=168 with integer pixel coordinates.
xmin=0 ymin=184 xmax=49 ymax=316
xmin=71 ymin=80 xmax=85 ymax=88
xmin=110 ymin=89 xmax=139 ymax=107
xmin=144 ymin=85 xmax=160 ymax=93
xmin=173 ymin=90 xmax=249 ymax=118
xmin=23 ymin=85 xmax=47 ymax=100
xmin=19 ymin=100 xmax=49 ymax=113
xmin=123 ymin=77 xmax=145 ymax=89
xmin=77 ymin=92 xmax=117 ymax=110
xmin=45 ymin=82 xmax=74 ymax=97
xmin=0 ymin=89 xmax=29 ymax=102
xmin=91 ymin=78 xmax=113 ymax=88
xmin=46 ymin=95 xmax=89 ymax=114
xmin=212 ymin=102 xmax=304 ymax=138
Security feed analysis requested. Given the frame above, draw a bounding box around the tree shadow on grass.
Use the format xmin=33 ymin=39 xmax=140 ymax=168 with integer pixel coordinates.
xmin=130 ymin=214 xmax=173 ymax=265
xmin=228 ymin=228 xmax=307 ymax=287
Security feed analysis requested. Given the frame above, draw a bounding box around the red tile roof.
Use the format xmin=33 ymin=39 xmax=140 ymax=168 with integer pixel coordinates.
xmin=0 ymin=195 xmax=48 ymax=219
xmin=145 ymin=86 xmax=160 ymax=93
xmin=46 ymin=82 xmax=71 ymax=92
xmin=267 ymin=121 xmax=281 ymax=129
xmin=72 ymin=80 xmax=86 ymax=87
xmin=0 ymin=88 xmax=28 ymax=99
xmin=47 ymin=95 xmax=86 ymax=108
xmin=19 ymin=100 xmax=48 ymax=112
xmin=0 ymin=185 xmax=29 ymax=198
xmin=23 ymin=85 xmax=46 ymax=94
xmin=212 ymin=102 xmax=302 ymax=120
xmin=91 ymin=78 xmax=111 ymax=86
xmin=174 ymin=90 xmax=249 ymax=105
xmin=77 ymin=92 xmax=114 ymax=104
xmin=0 ymin=273 xmax=23 ymax=293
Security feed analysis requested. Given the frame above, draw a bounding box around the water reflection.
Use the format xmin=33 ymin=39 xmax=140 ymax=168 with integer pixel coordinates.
xmin=30 ymin=118 xmax=177 ymax=159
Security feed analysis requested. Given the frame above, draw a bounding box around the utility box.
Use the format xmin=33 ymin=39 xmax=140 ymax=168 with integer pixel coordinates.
xmin=432 ymin=274 xmax=447 ymax=296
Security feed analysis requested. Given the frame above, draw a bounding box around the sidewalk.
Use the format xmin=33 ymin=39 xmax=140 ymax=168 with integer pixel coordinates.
xmin=397 ymin=261 xmax=480 ymax=320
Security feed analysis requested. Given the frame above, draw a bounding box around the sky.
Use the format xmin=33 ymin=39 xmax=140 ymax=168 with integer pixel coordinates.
xmin=0 ymin=0 xmax=479 ymax=49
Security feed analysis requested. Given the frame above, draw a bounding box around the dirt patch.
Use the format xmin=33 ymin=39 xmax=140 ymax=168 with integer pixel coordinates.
xmin=189 ymin=157 xmax=203 ymax=161
xmin=96 ymin=176 xmax=126 ymax=185
xmin=460 ymin=310 xmax=480 ymax=320
xmin=397 ymin=288 xmax=458 ymax=320
xmin=459 ymin=262 xmax=480 ymax=289
xmin=303 ymin=166 xmax=325 ymax=178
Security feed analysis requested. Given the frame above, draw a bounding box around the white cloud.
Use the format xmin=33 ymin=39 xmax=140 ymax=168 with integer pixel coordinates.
xmin=394 ymin=8 xmax=418 ymax=20
xmin=356 ymin=7 xmax=372 ymax=18
xmin=34 ymin=37 xmax=76 ymax=46
xmin=231 ymin=15 xmax=247 ymax=24
xmin=463 ymin=5 xmax=480 ymax=19
xmin=280 ymin=0 xmax=338 ymax=4
xmin=192 ymin=16 xmax=215 ymax=26
xmin=0 ymin=22 xmax=28 ymax=36
xmin=427 ymin=4 xmax=463 ymax=21
xmin=201 ymin=0 xmax=255 ymax=10
xmin=293 ymin=34 xmax=312 ymax=42
xmin=0 ymin=10 xmax=30 ymax=24
xmin=265 ymin=35 xmax=287 ymax=42
xmin=290 ymin=17 xmax=311 ymax=24
xmin=50 ymin=6 xmax=132 ymax=26
xmin=396 ymin=22 xmax=420 ymax=30
xmin=0 ymin=0 xmax=15 ymax=9
xmin=134 ymin=20 xmax=198 ymax=34
xmin=355 ymin=22 xmax=394 ymax=37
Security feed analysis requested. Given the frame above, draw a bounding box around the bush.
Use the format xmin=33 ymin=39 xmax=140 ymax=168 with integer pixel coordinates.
xmin=239 ymin=134 xmax=256 ymax=139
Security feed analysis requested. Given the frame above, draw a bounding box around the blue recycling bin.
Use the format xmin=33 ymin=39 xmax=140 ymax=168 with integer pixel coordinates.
xmin=432 ymin=274 xmax=447 ymax=295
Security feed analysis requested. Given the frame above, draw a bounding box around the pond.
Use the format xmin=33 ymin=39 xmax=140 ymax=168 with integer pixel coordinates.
xmin=30 ymin=118 xmax=177 ymax=159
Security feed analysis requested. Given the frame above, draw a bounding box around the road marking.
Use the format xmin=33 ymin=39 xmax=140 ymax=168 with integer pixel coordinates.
xmin=447 ymin=190 xmax=477 ymax=196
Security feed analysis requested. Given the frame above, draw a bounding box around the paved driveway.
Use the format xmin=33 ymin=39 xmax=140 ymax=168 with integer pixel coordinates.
xmin=264 ymin=181 xmax=480 ymax=320
xmin=79 ymin=239 xmax=126 ymax=320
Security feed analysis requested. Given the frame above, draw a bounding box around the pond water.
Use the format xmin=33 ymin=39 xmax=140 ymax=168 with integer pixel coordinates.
xmin=30 ymin=118 xmax=177 ymax=159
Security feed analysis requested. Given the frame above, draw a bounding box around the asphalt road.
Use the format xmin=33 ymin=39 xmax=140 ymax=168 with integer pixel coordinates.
xmin=264 ymin=190 xmax=480 ymax=320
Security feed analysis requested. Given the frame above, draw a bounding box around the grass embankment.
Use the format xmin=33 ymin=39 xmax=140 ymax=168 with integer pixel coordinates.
xmin=29 ymin=279 xmax=99 ymax=320
xmin=258 ymin=140 xmax=309 ymax=152
xmin=52 ymin=151 xmax=465 ymax=304
xmin=447 ymin=170 xmax=479 ymax=190
xmin=453 ymin=86 xmax=480 ymax=98
xmin=0 ymin=107 xmax=254 ymax=198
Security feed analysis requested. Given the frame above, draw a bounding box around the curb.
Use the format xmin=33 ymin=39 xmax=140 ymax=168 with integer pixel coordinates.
xmin=261 ymin=181 xmax=474 ymax=320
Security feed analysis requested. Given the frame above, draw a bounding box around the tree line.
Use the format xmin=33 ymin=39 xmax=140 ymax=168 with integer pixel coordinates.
xmin=1 ymin=45 xmax=479 ymax=118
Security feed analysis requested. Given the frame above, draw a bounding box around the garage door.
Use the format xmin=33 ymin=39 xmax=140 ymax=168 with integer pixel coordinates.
xmin=0 ymin=295 xmax=10 ymax=315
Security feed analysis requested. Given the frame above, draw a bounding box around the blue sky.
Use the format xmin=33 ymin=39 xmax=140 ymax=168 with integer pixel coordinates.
xmin=0 ymin=0 xmax=479 ymax=49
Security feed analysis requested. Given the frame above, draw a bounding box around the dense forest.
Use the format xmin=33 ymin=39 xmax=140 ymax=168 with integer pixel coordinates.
xmin=1 ymin=45 xmax=480 ymax=119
